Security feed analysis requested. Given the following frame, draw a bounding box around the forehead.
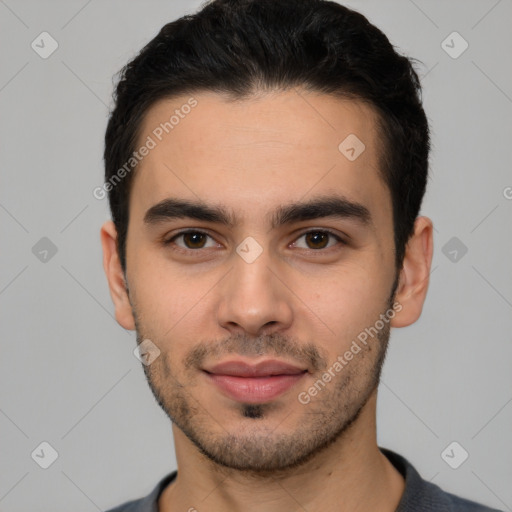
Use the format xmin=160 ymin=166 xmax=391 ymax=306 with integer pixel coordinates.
xmin=130 ymin=90 xmax=390 ymax=228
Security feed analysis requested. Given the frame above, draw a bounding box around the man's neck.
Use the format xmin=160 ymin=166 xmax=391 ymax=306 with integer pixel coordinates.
xmin=159 ymin=396 xmax=405 ymax=512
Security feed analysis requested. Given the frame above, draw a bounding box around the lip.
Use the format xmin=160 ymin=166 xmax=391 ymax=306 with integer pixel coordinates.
xmin=203 ymin=359 xmax=308 ymax=404
xmin=204 ymin=359 xmax=307 ymax=377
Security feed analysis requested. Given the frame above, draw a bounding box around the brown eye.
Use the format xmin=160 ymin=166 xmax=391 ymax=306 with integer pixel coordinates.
xmin=182 ymin=232 xmax=207 ymax=249
xmin=164 ymin=230 xmax=216 ymax=250
xmin=293 ymin=230 xmax=344 ymax=251
xmin=305 ymin=231 xmax=329 ymax=249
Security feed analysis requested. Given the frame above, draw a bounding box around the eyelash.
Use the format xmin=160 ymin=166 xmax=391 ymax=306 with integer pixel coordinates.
xmin=162 ymin=229 xmax=346 ymax=254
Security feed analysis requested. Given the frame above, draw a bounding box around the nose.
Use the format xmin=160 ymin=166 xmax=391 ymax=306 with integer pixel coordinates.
xmin=216 ymin=248 xmax=293 ymax=337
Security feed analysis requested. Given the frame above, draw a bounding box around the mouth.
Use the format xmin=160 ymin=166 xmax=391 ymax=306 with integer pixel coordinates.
xmin=202 ymin=359 xmax=309 ymax=404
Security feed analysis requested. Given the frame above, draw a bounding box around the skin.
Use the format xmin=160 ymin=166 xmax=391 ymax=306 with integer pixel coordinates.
xmin=101 ymin=89 xmax=433 ymax=512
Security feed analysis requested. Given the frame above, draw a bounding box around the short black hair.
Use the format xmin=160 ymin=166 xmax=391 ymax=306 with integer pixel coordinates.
xmin=104 ymin=0 xmax=430 ymax=273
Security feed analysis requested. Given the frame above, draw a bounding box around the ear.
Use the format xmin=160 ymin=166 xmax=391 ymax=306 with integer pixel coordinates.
xmin=100 ymin=220 xmax=135 ymax=330
xmin=391 ymin=216 xmax=434 ymax=328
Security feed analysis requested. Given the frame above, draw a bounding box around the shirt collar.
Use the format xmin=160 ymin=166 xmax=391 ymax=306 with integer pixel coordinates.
xmin=136 ymin=447 xmax=455 ymax=511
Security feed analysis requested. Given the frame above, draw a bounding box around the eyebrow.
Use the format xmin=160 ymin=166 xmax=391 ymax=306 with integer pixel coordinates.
xmin=143 ymin=195 xmax=372 ymax=230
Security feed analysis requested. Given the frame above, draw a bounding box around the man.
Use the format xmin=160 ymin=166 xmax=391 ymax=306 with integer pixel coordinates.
xmin=100 ymin=0 xmax=501 ymax=510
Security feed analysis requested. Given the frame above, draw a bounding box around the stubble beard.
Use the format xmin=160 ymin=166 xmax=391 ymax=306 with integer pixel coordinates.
xmin=133 ymin=305 xmax=393 ymax=476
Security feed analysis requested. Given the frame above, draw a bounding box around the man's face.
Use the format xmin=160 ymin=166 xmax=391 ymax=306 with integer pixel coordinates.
xmin=123 ymin=90 xmax=398 ymax=473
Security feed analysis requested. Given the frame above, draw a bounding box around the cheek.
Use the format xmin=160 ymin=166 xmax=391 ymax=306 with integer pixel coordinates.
xmin=302 ymin=266 xmax=389 ymax=344
xmin=128 ymin=263 xmax=185 ymax=330
xmin=129 ymin=255 xmax=220 ymax=340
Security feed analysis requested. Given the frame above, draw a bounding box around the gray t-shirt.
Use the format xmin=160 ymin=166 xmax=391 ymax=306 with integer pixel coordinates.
xmin=105 ymin=448 xmax=503 ymax=511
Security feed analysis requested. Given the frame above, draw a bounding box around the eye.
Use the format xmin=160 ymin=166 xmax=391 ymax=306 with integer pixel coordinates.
xmin=163 ymin=229 xmax=345 ymax=253
xmin=164 ymin=230 xmax=218 ymax=250
xmin=291 ymin=230 xmax=344 ymax=251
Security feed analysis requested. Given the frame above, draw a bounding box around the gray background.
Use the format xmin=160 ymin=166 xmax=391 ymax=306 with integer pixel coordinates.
xmin=1 ymin=0 xmax=511 ymax=510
